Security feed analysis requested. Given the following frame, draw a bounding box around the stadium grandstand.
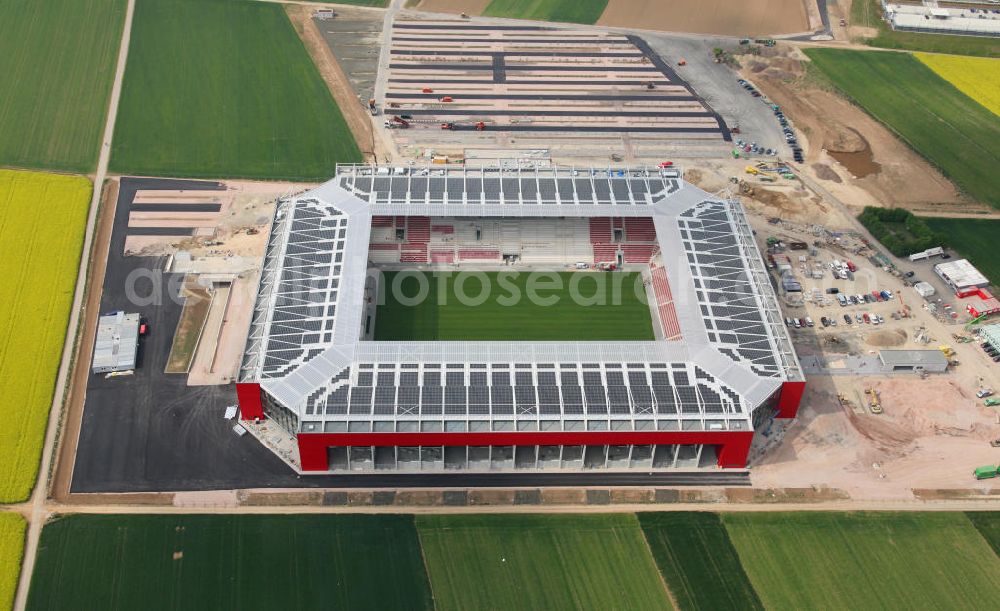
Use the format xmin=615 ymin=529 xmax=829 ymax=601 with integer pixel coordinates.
xmin=236 ymin=164 xmax=805 ymax=473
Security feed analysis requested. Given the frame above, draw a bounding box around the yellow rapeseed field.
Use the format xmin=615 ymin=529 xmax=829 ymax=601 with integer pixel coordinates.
xmin=916 ymin=53 xmax=1000 ymax=116
xmin=0 ymin=170 xmax=90 ymax=503
xmin=0 ymin=514 xmax=25 ymax=611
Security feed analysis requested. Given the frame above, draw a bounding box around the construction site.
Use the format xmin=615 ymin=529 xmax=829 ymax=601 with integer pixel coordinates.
xmin=58 ymin=2 xmax=1000 ymax=498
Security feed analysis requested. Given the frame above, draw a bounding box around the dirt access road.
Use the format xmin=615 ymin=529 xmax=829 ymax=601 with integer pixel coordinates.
xmin=413 ymin=0 xmax=815 ymax=36
xmin=285 ymin=3 xmax=381 ymax=161
xmin=738 ymin=46 xmax=994 ymax=218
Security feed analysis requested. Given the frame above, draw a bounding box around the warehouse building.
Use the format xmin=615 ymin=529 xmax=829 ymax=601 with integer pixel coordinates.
xmin=236 ymin=164 xmax=805 ymax=473
xmin=878 ymin=349 xmax=949 ymax=374
xmin=934 ymin=259 xmax=990 ymax=296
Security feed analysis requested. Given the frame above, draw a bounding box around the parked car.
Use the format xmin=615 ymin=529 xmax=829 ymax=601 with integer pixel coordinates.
xmin=978 ymin=389 xmax=995 ymax=399
xmin=844 ymin=314 xmax=853 ymax=324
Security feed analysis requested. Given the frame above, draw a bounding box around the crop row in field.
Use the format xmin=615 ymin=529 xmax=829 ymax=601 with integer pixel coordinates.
xmin=805 ymin=49 xmax=1000 ymax=209
xmin=0 ymin=514 xmax=26 ymax=611
xmin=418 ymin=513 xmax=670 ymax=610
xmin=483 ymin=0 xmax=608 ymax=24
xmin=850 ymin=0 xmax=1000 ymax=58
xmin=725 ymin=512 xmax=1000 ymax=610
xmin=0 ymin=0 xmax=126 ymax=171
xmin=109 ymin=0 xmax=361 ymax=181
xmin=915 ymin=54 xmax=1000 ymax=117
xmin=25 ymin=512 xmax=1000 ymax=610
xmin=27 ymin=515 xmax=432 ymax=610
xmin=638 ymin=512 xmax=763 ymax=610
xmin=0 ymin=170 xmax=91 ymax=503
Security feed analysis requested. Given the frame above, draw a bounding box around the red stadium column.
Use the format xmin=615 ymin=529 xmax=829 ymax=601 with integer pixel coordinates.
xmin=235 ymin=382 xmax=264 ymax=420
xmin=715 ymin=432 xmax=753 ymax=469
xmin=298 ymin=435 xmax=329 ymax=471
xmin=776 ymin=380 xmax=806 ymax=419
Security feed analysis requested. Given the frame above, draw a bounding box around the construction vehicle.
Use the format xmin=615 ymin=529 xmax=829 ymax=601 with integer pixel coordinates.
xmin=939 ymin=345 xmax=955 ymax=358
xmin=966 ymin=313 xmax=989 ymax=331
xmin=952 ymin=333 xmax=973 ymax=343
xmin=986 ymin=398 xmax=1000 ymax=407
xmin=384 ymin=116 xmax=410 ymax=129
xmin=440 ymin=122 xmax=453 ymax=130
xmin=677 ymin=58 xmax=687 ymax=66
xmin=367 ymin=98 xmax=378 ymax=116
xmin=439 ymin=96 xmax=454 ymax=103
xmin=475 ymin=121 xmax=486 ymax=131
xmin=421 ymin=87 xmax=433 ymax=93
xmin=865 ymin=387 xmax=883 ymax=414
xmin=975 ymin=465 xmax=999 ymax=480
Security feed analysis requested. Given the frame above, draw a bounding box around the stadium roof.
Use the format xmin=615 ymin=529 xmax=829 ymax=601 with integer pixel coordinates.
xmin=240 ymin=164 xmax=802 ymax=435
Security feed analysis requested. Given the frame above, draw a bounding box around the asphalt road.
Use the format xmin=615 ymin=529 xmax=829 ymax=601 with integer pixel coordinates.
xmin=644 ymin=32 xmax=788 ymax=154
xmin=71 ymin=177 xmax=301 ymax=493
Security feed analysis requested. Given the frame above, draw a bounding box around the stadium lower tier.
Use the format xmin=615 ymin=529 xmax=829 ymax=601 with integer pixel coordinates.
xmin=296 ymin=432 xmax=753 ymax=471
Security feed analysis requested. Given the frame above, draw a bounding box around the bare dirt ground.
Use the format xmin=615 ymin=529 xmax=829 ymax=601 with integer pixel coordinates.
xmin=165 ymin=283 xmax=212 ymax=374
xmin=599 ymin=0 xmax=812 ymax=37
xmin=414 ymin=0 xmax=491 ymax=15
xmin=285 ymin=3 xmax=376 ymax=160
xmin=187 ymin=274 xmax=257 ymax=386
xmin=754 ymin=376 xmax=1000 ymax=499
xmin=741 ymin=187 xmax=1000 ymax=499
xmin=130 ymin=180 xmax=310 ymax=258
xmin=738 ymin=47 xmax=997 ymax=218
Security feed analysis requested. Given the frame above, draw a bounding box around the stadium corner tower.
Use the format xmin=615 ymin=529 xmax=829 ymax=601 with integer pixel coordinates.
xmin=237 ymin=164 xmax=805 ymax=473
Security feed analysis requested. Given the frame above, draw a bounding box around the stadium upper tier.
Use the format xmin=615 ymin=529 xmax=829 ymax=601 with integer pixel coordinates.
xmin=238 ymin=164 xmax=802 ymax=450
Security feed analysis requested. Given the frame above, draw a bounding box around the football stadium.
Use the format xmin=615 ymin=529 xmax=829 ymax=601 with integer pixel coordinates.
xmin=236 ymin=164 xmax=804 ymax=473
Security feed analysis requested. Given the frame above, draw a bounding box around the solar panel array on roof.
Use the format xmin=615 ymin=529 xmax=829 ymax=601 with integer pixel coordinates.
xmin=679 ymin=201 xmax=782 ymax=377
xmin=332 ymin=165 xmax=679 ymax=208
xmin=303 ymin=362 xmax=743 ymax=421
xmin=255 ymin=200 xmax=349 ymax=379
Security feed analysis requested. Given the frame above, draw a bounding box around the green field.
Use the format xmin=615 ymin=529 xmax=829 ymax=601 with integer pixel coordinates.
xmin=374 ymin=271 xmax=654 ymax=341
xmin=0 ymin=0 xmax=126 ymax=171
xmin=110 ymin=0 xmax=361 ymax=181
xmin=851 ymin=0 xmax=1000 ymax=57
xmin=967 ymin=512 xmax=1000 ymax=557
xmin=483 ymin=0 xmax=608 ymax=24
xmin=0 ymin=514 xmax=26 ymax=611
xmin=805 ymin=49 xmax=1000 ymax=209
xmin=27 ymin=514 xmax=432 ymax=610
xmin=417 ymin=514 xmax=670 ymax=610
xmin=724 ymin=512 xmax=1000 ymax=610
xmin=638 ymin=512 xmax=762 ymax=611
xmin=0 ymin=171 xmax=91 ymax=503
xmin=923 ymin=218 xmax=1000 ymax=285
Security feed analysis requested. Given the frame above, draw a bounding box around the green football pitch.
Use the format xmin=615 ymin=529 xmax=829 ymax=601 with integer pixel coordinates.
xmin=374 ymin=271 xmax=655 ymax=341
